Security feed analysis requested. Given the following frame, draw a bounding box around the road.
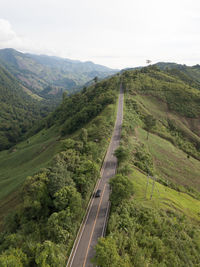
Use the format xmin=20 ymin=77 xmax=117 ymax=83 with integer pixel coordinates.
xmin=68 ymin=85 xmax=124 ymax=267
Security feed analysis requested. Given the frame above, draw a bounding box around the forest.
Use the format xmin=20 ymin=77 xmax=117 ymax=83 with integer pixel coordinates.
xmin=0 ymin=65 xmax=54 ymax=151
xmin=0 ymin=75 xmax=120 ymax=266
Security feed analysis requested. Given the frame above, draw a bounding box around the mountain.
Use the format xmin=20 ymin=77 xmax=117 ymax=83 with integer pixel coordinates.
xmin=0 ymin=74 xmax=120 ymax=265
xmin=0 ymin=65 xmax=200 ymax=265
xmin=93 ymin=65 xmax=200 ymax=266
xmin=0 ymin=48 xmax=118 ymax=99
xmin=0 ymin=65 xmax=52 ymax=150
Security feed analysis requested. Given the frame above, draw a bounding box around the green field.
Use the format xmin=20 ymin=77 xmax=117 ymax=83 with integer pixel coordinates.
xmin=0 ymin=126 xmax=64 ymax=225
xmin=0 ymin=127 xmax=62 ymax=201
xmin=129 ymin=168 xmax=200 ymax=222
xmin=121 ymin=69 xmax=200 ymax=221
xmin=137 ymin=127 xmax=200 ymax=191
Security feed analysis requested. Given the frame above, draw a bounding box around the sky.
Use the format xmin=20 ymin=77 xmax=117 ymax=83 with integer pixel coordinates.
xmin=0 ymin=0 xmax=200 ymax=69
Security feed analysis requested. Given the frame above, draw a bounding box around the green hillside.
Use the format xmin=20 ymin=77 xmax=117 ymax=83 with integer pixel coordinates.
xmin=156 ymin=62 xmax=200 ymax=89
xmin=0 ymin=65 xmax=53 ymax=150
xmin=0 ymin=75 xmax=120 ymax=265
xmin=93 ymin=66 xmax=200 ymax=266
xmin=1 ymin=65 xmax=200 ymax=266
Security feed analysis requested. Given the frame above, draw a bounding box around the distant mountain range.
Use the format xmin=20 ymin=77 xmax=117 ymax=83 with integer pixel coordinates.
xmin=0 ymin=48 xmax=118 ymax=99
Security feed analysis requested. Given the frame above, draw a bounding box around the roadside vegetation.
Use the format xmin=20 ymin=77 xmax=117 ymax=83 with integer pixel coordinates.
xmin=0 ymin=76 xmax=120 ymax=265
xmin=94 ymin=66 xmax=200 ymax=266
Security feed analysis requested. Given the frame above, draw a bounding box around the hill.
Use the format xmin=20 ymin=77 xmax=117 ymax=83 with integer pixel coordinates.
xmin=156 ymin=62 xmax=200 ymax=89
xmin=0 ymin=65 xmax=53 ymax=150
xmin=0 ymin=75 xmax=120 ymax=265
xmin=0 ymin=48 xmax=118 ymax=99
xmin=93 ymin=66 xmax=200 ymax=266
xmin=1 ymin=65 xmax=200 ymax=265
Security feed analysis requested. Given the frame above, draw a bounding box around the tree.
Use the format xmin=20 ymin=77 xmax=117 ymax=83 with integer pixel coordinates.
xmin=53 ymin=186 xmax=82 ymax=217
xmin=47 ymin=210 xmax=75 ymax=244
xmin=93 ymin=237 xmax=123 ymax=267
xmin=0 ymin=248 xmax=28 ymax=267
xmin=146 ymin=59 xmax=152 ymax=65
xmin=94 ymin=76 xmax=98 ymax=83
xmin=80 ymin=128 xmax=88 ymax=145
xmin=21 ymin=172 xmax=51 ymax=220
xmin=35 ymin=241 xmax=65 ymax=267
xmin=109 ymin=175 xmax=134 ymax=207
xmin=144 ymin=115 xmax=156 ymax=140
xmin=114 ymin=146 xmax=129 ymax=165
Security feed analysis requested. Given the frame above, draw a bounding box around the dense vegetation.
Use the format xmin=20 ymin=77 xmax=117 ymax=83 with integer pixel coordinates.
xmin=94 ymin=197 xmax=200 ymax=266
xmin=122 ymin=66 xmax=200 ymax=160
xmin=1 ymin=64 xmax=200 ymax=266
xmin=0 ymin=65 xmax=52 ymax=151
xmin=0 ymin=76 xmax=120 ymax=265
xmin=93 ymin=66 xmax=200 ymax=266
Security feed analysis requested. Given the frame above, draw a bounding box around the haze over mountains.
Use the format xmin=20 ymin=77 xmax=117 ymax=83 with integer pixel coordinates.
xmin=0 ymin=48 xmax=118 ymax=150
xmin=0 ymin=48 xmax=118 ymax=99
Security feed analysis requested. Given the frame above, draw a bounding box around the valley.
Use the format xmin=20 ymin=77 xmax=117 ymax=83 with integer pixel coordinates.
xmin=0 ymin=62 xmax=200 ymax=266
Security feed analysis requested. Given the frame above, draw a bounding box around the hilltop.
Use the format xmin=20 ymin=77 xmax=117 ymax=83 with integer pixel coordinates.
xmin=156 ymin=62 xmax=200 ymax=89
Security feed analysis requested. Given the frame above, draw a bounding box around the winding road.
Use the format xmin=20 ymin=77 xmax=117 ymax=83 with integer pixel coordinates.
xmin=67 ymin=84 xmax=124 ymax=267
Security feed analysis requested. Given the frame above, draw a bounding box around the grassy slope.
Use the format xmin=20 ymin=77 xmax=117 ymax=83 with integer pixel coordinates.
xmin=131 ymin=93 xmax=200 ymax=189
xmin=0 ymin=127 xmax=61 ymax=200
xmin=93 ymin=69 xmax=200 ymax=266
xmin=137 ymin=128 xmax=200 ymax=191
xmin=134 ymin=94 xmax=200 ymax=145
xmin=121 ymin=68 xmax=200 ymax=220
xmin=0 ymin=79 xmax=119 ymax=227
xmin=0 ymin=126 xmax=62 ymax=225
xmin=125 ymin=128 xmax=200 ymax=222
xmin=130 ymin=168 xmax=200 ymax=222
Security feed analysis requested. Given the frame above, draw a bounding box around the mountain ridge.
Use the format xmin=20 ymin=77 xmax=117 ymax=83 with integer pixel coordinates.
xmin=0 ymin=48 xmax=118 ymax=99
xmin=0 ymin=63 xmax=200 ymax=266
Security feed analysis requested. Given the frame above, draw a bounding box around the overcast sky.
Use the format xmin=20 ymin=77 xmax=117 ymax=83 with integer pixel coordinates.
xmin=0 ymin=0 xmax=200 ymax=69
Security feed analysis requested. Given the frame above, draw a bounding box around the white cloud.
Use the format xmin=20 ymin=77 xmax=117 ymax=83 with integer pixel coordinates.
xmin=0 ymin=0 xmax=200 ymax=68
xmin=0 ymin=18 xmax=57 ymax=56
xmin=0 ymin=19 xmax=19 ymax=44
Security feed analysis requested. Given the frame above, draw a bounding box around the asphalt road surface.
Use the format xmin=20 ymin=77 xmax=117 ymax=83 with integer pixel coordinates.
xmin=68 ymin=85 xmax=124 ymax=267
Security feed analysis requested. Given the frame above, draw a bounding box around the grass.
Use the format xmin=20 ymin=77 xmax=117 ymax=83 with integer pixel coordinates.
xmin=129 ymin=168 xmax=200 ymax=223
xmin=0 ymin=126 xmax=63 ymax=227
xmin=0 ymin=126 xmax=62 ymax=200
xmin=122 ymin=84 xmax=200 ymax=224
xmin=134 ymin=94 xmax=200 ymax=143
xmin=137 ymin=127 xmax=200 ymax=191
xmin=22 ymin=85 xmax=43 ymax=100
